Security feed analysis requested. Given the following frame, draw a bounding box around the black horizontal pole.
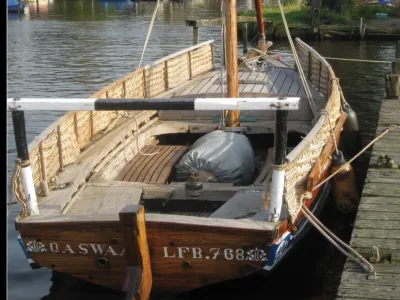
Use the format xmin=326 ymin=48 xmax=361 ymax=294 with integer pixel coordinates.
xmin=95 ymin=98 xmax=195 ymax=111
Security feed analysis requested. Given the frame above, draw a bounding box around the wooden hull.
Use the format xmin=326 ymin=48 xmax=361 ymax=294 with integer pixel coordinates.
xmin=11 ymin=38 xmax=348 ymax=297
xmin=16 ymin=214 xmax=277 ymax=294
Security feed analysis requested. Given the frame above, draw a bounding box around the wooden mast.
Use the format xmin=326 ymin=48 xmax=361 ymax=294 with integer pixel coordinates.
xmin=224 ymin=0 xmax=240 ymax=128
xmin=254 ymin=0 xmax=266 ymax=50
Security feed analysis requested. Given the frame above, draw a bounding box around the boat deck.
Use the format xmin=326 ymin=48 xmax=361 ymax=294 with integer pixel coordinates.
xmin=336 ymin=100 xmax=400 ymax=300
xmin=22 ymin=62 xmax=327 ymax=219
xmin=175 ymin=67 xmax=325 ymax=101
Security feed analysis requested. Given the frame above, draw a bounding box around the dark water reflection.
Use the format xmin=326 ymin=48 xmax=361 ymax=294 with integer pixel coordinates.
xmin=7 ymin=0 xmax=398 ymax=299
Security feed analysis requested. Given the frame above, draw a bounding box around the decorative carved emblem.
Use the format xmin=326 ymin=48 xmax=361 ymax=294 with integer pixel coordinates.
xmin=246 ymin=247 xmax=268 ymax=261
xmin=25 ymin=241 xmax=47 ymax=253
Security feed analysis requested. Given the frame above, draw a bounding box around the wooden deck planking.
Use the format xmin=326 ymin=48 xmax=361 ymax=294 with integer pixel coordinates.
xmin=115 ymin=145 xmax=188 ymax=184
xmin=336 ymin=100 xmax=400 ymax=300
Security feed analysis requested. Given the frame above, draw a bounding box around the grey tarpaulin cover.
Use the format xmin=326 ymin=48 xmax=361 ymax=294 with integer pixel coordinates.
xmin=175 ymin=130 xmax=255 ymax=185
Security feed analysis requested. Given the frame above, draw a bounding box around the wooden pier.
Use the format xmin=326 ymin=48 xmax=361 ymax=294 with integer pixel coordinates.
xmin=336 ymin=49 xmax=400 ymax=299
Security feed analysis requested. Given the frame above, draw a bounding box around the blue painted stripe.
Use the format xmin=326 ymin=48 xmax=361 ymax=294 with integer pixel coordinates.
xmin=17 ymin=234 xmax=31 ymax=260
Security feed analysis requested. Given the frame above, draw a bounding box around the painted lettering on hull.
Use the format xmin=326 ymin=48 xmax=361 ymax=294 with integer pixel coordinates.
xmin=22 ymin=240 xmax=125 ymax=256
xmin=21 ymin=240 xmax=268 ymax=262
xmin=163 ymin=247 xmax=268 ymax=262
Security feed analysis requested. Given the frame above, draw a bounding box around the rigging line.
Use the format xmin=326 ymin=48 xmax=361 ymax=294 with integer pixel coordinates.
xmin=266 ymin=52 xmax=392 ymax=64
xmin=277 ymin=0 xmax=314 ymax=107
xmin=134 ymin=0 xmax=161 ymax=76
xmin=276 ymin=0 xmax=318 ymax=116
xmin=126 ymin=0 xmax=161 ymax=156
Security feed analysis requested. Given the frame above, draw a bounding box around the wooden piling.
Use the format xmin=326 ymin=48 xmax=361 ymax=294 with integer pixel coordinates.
xmin=241 ymin=22 xmax=248 ymax=54
xmin=395 ymin=40 xmax=400 ymax=74
xmin=360 ymin=18 xmax=365 ymax=40
xmin=193 ymin=27 xmax=199 ymax=45
xmin=119 ymin=205 xmax=152 ymax=300
xmin=385 ymin=42 xmax=400 ymax=100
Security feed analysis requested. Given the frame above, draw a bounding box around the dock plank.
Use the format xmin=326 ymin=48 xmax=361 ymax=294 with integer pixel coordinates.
xmin=336 ymin=100 xmax=400 ymax=300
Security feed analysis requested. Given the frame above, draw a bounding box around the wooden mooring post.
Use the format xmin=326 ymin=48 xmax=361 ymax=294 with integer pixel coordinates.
xmin=241 ymin=22 xmax=248 ymax=54
xmin=384 ymin=41 xmax=400 ymax=99
xmin=185 ymin=16 xmax=259 ymax=46
xmin=119 ymin=205 xmax=152 ymax=300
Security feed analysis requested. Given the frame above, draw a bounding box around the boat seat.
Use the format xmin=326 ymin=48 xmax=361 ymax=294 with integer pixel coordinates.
xmin=209 ymin=190 xmax=265 ymax=219
xmin=115 ymin=145 xmax=188 ymax=184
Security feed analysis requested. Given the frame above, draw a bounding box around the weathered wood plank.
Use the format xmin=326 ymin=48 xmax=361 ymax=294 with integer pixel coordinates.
xmin=242 ymin=83 xmax=255 ymax=93
xmin=181 ymin=76 xmax=212 ymax=95
xmin=337 ymin=283 xmax=400 ymax=299
xmin=351 ymin=229 xmax=400 ymax=240
xmin=209 ymin=190 xmax=265 ymax=219
xmin=359 ymin=196 xmax=399 ymax=206
xmin=355 ymin=210 xmax=400 ymax=221
xmin=353 ymin=219 xmax=400 ymax=231
xmin=64 ymin=186 xmax=143 ymax=215
xmin=340 ymin=271 xmax=400 ymax=287
xmin=155 ymin=146 xmax=187 ymax=184
xmin=119 ymin=205 xmax=152 ymax=300
xmin=343 ymin=261 xmax=400 ymax=274
xmin=288 ymin=80 xmax=300 ymax=96
xmin=251 ymin=83 xmax=264 ymax=93
xmin=350 ymin=237 xmax=400 ymax=249
xmin=279 ymin=76 xmax=294 ymax=95
xmin=196 ymin=74 xmax=221 ymax=94
xmin=356 ymin=202 xmax=400 ymax=213
xmin=268 ymin=71 xmax=287 ymax=94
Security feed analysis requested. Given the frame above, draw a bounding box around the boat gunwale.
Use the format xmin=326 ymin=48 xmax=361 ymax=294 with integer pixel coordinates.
xmin=12 ymin=38 xmax=342 ymax=225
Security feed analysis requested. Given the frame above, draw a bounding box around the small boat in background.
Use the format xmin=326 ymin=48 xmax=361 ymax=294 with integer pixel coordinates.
xmin=8 ymin=0 xmax=25 ymax=13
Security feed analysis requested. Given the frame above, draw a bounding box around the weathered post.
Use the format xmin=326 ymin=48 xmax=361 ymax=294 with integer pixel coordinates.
xmin=385 ymin=41 xmax=400 ymax=99
xmin=311 ymin=0 xmax=321 ymax=38
xmin=360 ymin=18 xmax=365 ymax=40
xmin=254 ymin=0 xmax=266 ymax=50
xmin=120 ymin=205 xmax=152 ymax=300
xmin=395 ymin=40 xmax=400 ymax=74
xmin=193 ymin=26 xmax=199 ymax=45
xmin=241 ymin=22 xmax=248 ymax=54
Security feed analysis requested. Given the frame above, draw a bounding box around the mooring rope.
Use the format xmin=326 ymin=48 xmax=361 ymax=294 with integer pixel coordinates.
xmin=313 ymin=124 xmax=400 ymax=191
xmin=295 ymin=124 xmax=400 ymax=274
xmin=324 ymin=57 xmax=392 ymax=64
xmin=265 ymin=51 xmax=393 ymax=64
xmin=300 ymin=201 xmax=375 ymax=274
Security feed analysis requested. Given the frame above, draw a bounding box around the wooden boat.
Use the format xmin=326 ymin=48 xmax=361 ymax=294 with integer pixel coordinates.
xmin=8 ymin=0 xmax=346 ymax=298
